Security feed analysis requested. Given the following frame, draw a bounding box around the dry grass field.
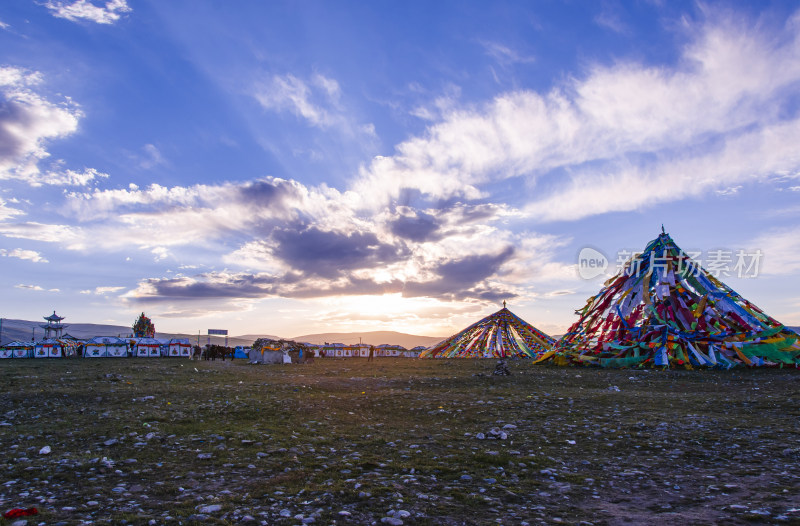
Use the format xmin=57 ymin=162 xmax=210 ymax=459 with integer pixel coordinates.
xmin=1 ymin=358 xmax=799 ymax=525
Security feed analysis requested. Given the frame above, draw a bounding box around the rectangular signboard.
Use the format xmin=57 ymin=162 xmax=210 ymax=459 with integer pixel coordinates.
xmin=208 ymin=329 xmax=228 ymax=335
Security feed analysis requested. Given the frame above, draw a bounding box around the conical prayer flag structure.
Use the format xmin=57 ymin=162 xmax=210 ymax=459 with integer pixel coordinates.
xmin=554 ymin=231 xmax=800 ymax=368
xmin=421 ymin=303 xmax=555 ymax=359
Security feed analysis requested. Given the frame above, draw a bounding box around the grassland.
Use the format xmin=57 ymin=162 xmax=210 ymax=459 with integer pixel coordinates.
xmin=1 ymin=358 xmax=799 ymax=525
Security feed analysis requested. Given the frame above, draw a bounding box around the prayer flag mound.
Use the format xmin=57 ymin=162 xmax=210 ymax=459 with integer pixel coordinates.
xmin=553 ymin=231 xmax=800 ymax=368
xmin=421 ymin=305 xmax=555 ymax=359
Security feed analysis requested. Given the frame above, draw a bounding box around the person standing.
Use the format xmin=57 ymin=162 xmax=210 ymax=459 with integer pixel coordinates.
xmin=368 ymin=345 xmax=374 ymax=362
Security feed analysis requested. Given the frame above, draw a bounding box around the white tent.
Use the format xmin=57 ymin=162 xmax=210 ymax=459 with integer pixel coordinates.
xmin=0 ymin=344 xmax=12 ymax=359
xmin=167 ymin=338 xmax=192 ymax=357
xmin=248 ymin=347 xmax=285 ymax=364
xmin=84 ymin=336 xmax=128 ymax=358
xmin=34 ymin=339 xmax=68 ymax=358
xmin=7 ymin=341 xmax=34 ymax=358
xmin=133 ymin=337 xmax=162 ymax=357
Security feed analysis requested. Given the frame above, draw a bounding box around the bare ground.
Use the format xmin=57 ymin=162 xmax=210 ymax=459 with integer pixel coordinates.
xmin=1 ymin=358 xmax=799 ymax=525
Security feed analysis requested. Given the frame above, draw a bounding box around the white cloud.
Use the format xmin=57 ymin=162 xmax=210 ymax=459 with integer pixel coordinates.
xmin=353 ymin=9 xmax=800 ymax=217
xmin=480 ymin=41 xmax=536 ymax=65
xmin=0 ymin=222 xmax=84 ymax=248
xmin=252 ymin=72 xmax=378 ymax=148
xmin=0 ymin=198 xmax=24 ymax=221
xmin=409 ymin=84 xmax=462 ymax=122
xmin=44 ymin=0 xmax=131 ymax=25
xmin=16 ymin=284 xmax=44 ymax=291
xmin=0 ymin=66 xmax=89 ymax=185
xmin=0 ymin=19 xmax=9 ymax=30
xmin=43 ymin=167 xmax=109 ymax=187
xmin=61 ymin=177 xmax=362 ymax=249
xmin=716 ymin=185 xmax=742 ymax=196
xmin=525 ymin=117 xmax=800 ymax=221
xmin=15 ymin=284 xmax=59 ymax=292
xmin=95 ymin=286 xmax=125 ymax=294
xmin=80 ymin=286 xmax=124 ymax=294
xmin=312 ymin=73 xmax=341 ymax=101
xmin=254 ymin=73 xmax=335 ymax=128
xmin=151 ymin=247 xmax=170 ymax=261
xmin=748 ymin=227 xmax=800 ymax=276
xmin=139 ymin=144 xmax=166 ymax=170
xmin=594 ymin=8 xmax=629 ymax=34
xmin=0 ymin=248 xmax=48 ymax=263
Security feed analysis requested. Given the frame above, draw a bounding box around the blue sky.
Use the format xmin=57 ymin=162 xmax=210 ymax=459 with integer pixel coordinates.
xmin=1 ymin=0 xmax=799 ymax=339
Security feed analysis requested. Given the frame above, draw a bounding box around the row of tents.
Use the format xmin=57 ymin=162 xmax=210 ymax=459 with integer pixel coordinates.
xmin=247 ymin=340 xmax=424 ymax=364
xmin=421 ymin=230 xmax=800 ymax=369
xmin=0 ymin=337 xmax=193 ymax=359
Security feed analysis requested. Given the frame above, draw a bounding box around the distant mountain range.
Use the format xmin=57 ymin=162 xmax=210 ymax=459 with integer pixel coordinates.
xmin=0 ymin=318 xmax=445 ymax=349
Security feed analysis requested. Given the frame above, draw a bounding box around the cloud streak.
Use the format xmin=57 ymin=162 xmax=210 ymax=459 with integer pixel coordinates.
xmin=253 ymin=73 xmax=341 ymax=128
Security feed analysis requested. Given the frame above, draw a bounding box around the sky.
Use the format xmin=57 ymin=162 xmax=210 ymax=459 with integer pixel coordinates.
xmin=1 ymin=0 xmax=800 ymax=340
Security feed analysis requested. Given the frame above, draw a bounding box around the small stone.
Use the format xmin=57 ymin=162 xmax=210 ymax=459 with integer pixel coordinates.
xmin=104 ymin=439 xmax=119 ymax=446
xmin=38 ymin=445 xmax=51 ymax=455
xmin=197 ymin=453 xmax=213 ymax=460
xmin=279 ymin=509 xmax=291 ymax=517
xmin=198 ymin=504 xmax=222 ymax=513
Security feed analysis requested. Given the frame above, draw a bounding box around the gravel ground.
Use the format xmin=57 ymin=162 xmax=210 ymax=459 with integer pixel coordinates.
xmin=1 ymin=358 xmax=799 ymax=525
